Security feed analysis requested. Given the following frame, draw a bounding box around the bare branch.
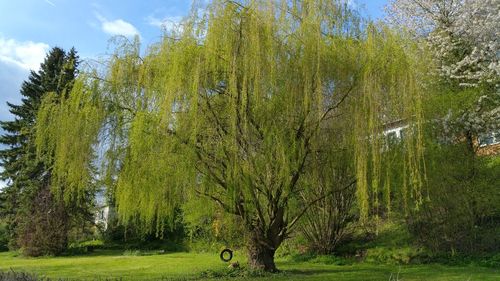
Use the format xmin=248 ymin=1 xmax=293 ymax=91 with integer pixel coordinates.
xmin=285 ymin=179 xmax=356 ymax=234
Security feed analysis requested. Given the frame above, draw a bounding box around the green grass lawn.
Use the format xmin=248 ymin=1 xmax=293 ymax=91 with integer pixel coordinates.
xmin=0 ymin=250 xmax=498 ymax=281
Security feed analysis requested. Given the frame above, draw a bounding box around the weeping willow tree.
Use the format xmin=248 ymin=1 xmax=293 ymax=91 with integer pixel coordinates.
xmin=36 ymin=0 xmax=426 ymax=271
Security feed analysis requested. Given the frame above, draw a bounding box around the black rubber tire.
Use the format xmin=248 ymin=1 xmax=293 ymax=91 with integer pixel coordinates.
xmin=220 ymin=248 xmax=233 ymax=262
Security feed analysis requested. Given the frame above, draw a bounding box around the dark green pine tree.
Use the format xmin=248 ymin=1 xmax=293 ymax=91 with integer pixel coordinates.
xmin=0 ymin=47 xmax=79 ymax=255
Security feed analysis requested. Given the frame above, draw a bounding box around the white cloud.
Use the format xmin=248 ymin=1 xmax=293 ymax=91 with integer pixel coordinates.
xmin=346 ymin=0 xmax=358 ymax=9
xmin=44 ymin=0 xmax=56 ymax=7
xmin=103 ymin=19 xmax=140 ymax=37
xmin=147 ymin=15 xmax=183 ymax=31
xmin=96 ymin=14 xmax=140 ymax=38
xmin=0 ymin=37 xmax=49 ymax=71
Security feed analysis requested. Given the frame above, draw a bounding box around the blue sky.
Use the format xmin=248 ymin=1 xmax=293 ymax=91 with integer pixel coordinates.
xmin=0 ymin=0 xmax=386 ymax=118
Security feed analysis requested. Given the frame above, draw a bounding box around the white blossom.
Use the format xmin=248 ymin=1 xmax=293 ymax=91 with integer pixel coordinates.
xmin=386 ymin=0 xmax=499 ymax=87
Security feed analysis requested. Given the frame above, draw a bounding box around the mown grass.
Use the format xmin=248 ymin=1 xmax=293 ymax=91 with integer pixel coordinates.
xmin=0 ymin=250 xmax=498 ymax=281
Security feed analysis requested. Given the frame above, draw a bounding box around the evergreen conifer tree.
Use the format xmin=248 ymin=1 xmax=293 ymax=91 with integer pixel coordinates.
xmin=0 ymin=47 xmax=80 ymax=255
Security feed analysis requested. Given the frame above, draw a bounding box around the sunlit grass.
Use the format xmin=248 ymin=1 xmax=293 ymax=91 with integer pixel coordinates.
xmin=1 ymin=250 xmax=499 ymax=280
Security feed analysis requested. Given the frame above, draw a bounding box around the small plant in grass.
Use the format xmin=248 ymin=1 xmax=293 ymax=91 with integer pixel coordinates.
xmin=199 ymin=266 xmax=288 ymax=279
xmin=0 ymin=270 xmax=48 ymax=281
xmin=365 ymin=247 xmax=426 ymax=265
xmin=123 ymin=249 xmax=143 ymax=256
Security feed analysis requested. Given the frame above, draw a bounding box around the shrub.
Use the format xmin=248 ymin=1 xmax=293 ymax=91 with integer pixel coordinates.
xmin=364 ymin=247 xmax=426 ymax=265
xmin=16 ymin=187 xmax=69 ymax=257
xmin=407 ymin=146 xmax=500 ymax=255
xmin=183 ymin=196 xmax=245 ymax=253
xmin=299 ymin=147 xmax=357 ymax=255
xmin=64 ymin=240 xmax=104 ymax=255
xmin=0 ymin=221 xmax=8 ymax=252
xmin=479 ymin=253 xmax=500 ymax=268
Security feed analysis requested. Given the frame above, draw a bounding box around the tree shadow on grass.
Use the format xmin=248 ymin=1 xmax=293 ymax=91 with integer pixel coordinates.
xmin=277 ymin=266 xmax=404 ymax=281
xmin=283 ymin=267 xmax=391 ymax=276
xmin=60 ymin=249 xmax=123 ymax=257
xmin=61 ymin=249 xmax=187 ymax=258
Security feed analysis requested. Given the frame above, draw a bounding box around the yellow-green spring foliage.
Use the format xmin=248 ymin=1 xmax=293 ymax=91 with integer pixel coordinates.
xmin=36 ymin=0 xmax=427 ymax=232
xmin=36 ymin=78 xmax=105 ymax=203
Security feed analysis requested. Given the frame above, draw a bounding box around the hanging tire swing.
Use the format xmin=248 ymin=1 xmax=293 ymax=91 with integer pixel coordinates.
xmin=220 ymin=248 xmax=233 ymax=262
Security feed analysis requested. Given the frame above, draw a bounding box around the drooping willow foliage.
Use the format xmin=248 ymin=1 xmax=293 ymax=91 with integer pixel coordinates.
xmin=36 ymin=0 xmax=427 ymax=246
xmin=36 ymin=78 xmax=105 ymax=204
xmin=353 ymin=27 xmax=427 ymax=220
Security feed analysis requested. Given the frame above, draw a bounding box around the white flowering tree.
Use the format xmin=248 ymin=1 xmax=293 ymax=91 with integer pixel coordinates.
xmin=387 ymin=0 xmax=499 ymax=152
xmin=386 ymin=0 xmax=499 ymax=87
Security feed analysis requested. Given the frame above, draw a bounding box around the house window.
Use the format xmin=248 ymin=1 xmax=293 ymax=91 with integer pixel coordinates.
xmin=386 ymin=132 xmax=398 ymax=146
xmin=479 ymin=131 xmax=500 ymax=147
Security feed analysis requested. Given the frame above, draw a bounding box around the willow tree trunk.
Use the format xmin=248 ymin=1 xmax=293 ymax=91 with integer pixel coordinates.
xmin=247 ymin=232 xmax=279 ymax=272
xmin=245 ymin=207 xmax=286 ymax=272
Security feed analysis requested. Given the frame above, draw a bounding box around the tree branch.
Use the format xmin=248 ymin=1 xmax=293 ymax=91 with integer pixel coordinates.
xmin=285 ymin=179 xmax=356 ymax=235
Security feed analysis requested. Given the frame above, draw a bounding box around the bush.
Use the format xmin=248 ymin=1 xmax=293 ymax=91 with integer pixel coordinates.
xmin=16 ymin=187 xmax=69 ymax=257
xmin=364 ymin=247 xmax=426 ymax=265
xmin=183 ymin=196 xmax=245 ymax=253
xmin=299 ymin=146 xmax=357 ymax=255
xmin=407 ymin=145 xmax=500 ymax=255
xmin=0 ymin=221 xmax=8 ymax=252
xmin=101 ymin=207 xmax=187 ymax=253
xmin=333 ymin=219 xmax=432 ymax=265
xmin=479 ymin=253 xmax=500 ymax=268
xmin=64 ymin=240 xmax=104 ymax=255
